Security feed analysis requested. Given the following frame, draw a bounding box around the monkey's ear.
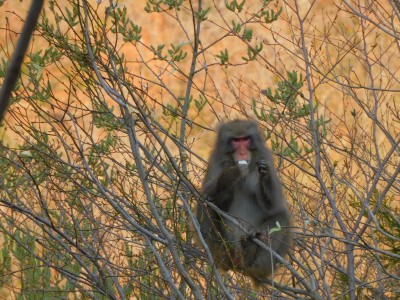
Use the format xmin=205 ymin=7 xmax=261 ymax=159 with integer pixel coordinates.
xmin=216 ymin=131 xmax=235 ymax=154
xmin=225 ymin=139 xmax=235 ymax=153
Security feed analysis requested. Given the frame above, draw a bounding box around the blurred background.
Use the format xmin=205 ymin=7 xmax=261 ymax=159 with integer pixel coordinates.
xmin=0 ymin=0 xmax=398 ymax=299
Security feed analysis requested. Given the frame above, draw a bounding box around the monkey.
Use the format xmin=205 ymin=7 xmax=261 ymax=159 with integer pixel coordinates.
xmin=196 ymin=119 xmax=291 ymax=285
xmin=0 ymin=0 xmax=44 ymax=123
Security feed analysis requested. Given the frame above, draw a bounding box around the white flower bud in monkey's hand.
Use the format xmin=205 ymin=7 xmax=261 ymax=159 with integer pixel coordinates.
xmin=237 ymin=159 xmax=249 ymax=175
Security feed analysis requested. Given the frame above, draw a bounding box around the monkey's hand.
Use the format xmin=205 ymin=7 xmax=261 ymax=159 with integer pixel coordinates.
xmin=219 ymin=165 xmax=242 ymax=185
xmin=256 ymin=160 xmax=270 ymax=178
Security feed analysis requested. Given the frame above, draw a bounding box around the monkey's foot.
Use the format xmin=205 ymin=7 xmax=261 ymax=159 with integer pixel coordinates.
xmin=203 ymin=194 xmax=213 ymax=202
xmin=248 ymin=230 xmax=271 ymax=243
xmin=248 ymin=231 xmax=262 ymax=239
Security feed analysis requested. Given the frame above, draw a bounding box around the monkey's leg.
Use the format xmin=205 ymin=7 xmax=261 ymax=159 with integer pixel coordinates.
xmin=240 ymin=233 xmax=276 ymax=284
xmin=242 ymin=213 xmax=291 ymax=275
xmin=241 ymin=233 xmax=262 ymax=267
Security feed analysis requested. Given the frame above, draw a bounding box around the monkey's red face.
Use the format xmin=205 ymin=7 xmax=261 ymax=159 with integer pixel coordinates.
xmin=232 ymin=136 xmax=251 ymax=162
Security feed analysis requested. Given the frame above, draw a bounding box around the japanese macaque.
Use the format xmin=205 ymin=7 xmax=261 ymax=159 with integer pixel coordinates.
xmin=197 ymin=119 xmax=291 ymax=285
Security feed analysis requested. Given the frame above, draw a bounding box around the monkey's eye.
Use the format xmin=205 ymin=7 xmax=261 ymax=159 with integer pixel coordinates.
xmin=232 ymin=136 xmax=251 ymax=143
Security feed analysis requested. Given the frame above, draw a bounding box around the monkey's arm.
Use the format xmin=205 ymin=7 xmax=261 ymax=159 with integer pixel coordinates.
xmin=212 ymin=166 xmax=242 ymax=211
xmin=257 ymin=160 xmax=278 ymax=209
xmin=199 ymin=165 xmax=239 ymax=234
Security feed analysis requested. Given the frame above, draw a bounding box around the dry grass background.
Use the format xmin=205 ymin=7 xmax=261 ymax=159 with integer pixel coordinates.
xmin=0 ymin=0 xmax=398 ymax=299
xmin=1 ymin=0 xmax=397 ymax=149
